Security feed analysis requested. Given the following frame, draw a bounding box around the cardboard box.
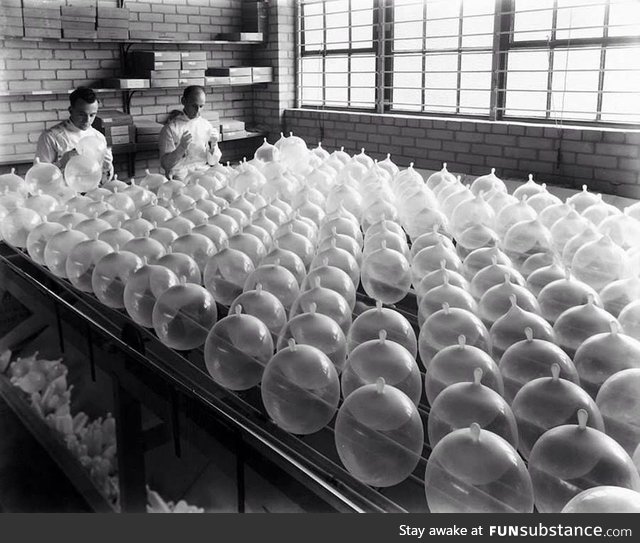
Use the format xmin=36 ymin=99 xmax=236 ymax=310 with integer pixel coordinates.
xmin=63 ymin=29 xmax=97 ymax=39
xmin=252 ymin=67 xmax=273 ymax=76
xmin=149 ymin=70 xmax=180 ymax=79
xmin=61 ymin=20 xmax=96 ymax=30
xmin=252 ymin=74 xmax=273 ymax=83
xmin=135 ymin=120 xmax=163 ymax=134
xmin=206 ymin=67 xmax=252 ymax=77
xmin=109 ymin=133 xmax=134 ymax=145
xmin=179 ymin=78 xmax=205 ymax=87
xmin=22 ymin=7 xmax=61 ymax=19
xmin=25 ymin=27 xmax=61 ymax=38
xmin=96 ymin=18 xmax=129 ymax=29
xmin=205 ymin=76 xmax=230 ymax=86
xmin=1 ymin=7 xmax=22 ymax=17
xmin=220 ymin=119 xmax=245 ymax=132
xmin=136 ymin=134 xmax=160 ymax=143
xmin=0 ymin=15 xmax=23 ymax=27
xmin=22 ymin=0 xmax=61 ymax=6
xmin=180 ymin=51 xmax=207 ymax=61
xmin=229 ymin=75 xmax=253 ymax=85
xmin=24 ymin=17 xmax=62 ymax=28
xmin=94 ymin=110 xmax=133 ymax=129
xmin=179 ymin=69 xmax=205 ymax=79
xmin=220 ymin=130 xmax=248 ymax=141
xmin=180 ymin=60 xmax=207 ymax=70
xmin=61 ymin=6 xmax=95 ymax=18
xmin=0 ymin=0 xmax=22 ymax=7
xmin=150 ymin=79 xmax=179 ymax=88
xmin=97 ymin=7 xmax=129 ymax=19
xmin=102 ymin=78 xmax=150 ymax=89
xmin=97 ymin=27 xmax=129 ymax=39
xmin=0 ymin=24 xmax=23 ymax=37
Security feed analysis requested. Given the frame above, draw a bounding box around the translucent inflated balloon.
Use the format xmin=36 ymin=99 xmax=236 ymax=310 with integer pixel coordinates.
xmin=528 ymin=409 xmax=640 ymax=513
xmin=0 ymin=168 xmax=28 ymax=197
xmin=229 ymin=284 xmax=287 ymax=337
xmin=599 ymin=276 xmax=640 ymax=318
xmin=138 ymin=169 xmax=167 ymax=192
xmin=203 ymin=244 xmax=255 ymax=305
xmin=486 ymin=189 xmax=518 ymax=216
xmin=479 ymin=275 xmax=541 ymax=327
xmin=502 ymin=218 xmax=553 ymax=267
xmin=25 ymin=159 xmax=64 ymax=196
xmin=367 ymin=219 xmax=407 ymax=246
xmin=455 ymin=224 xmax=499 ymax=259
xmin=260 ymin=245 xmax=305 ymax=286
xmin=277 ymin=305 xmax=347 ymax=372
xmin=208 ymin=212 xmax=239 ymax=238
xmin=190 ymin=223 xmax=227 ymax=252
xmin=335 ymin=378 xmax=423 ymax=487
xmin=582 ymin=197 xmax=621 ymax=227
xmin=418 ymin=305 xmax=490 ymax=369
xmin=123 ymin=261 xmax=179 ymax=328
xmin=418 ymin=277 xmax=478 ymax=327
xmin=26 ymin=221 xmax=65 ymax=265
xmin=275 ymin=228 xmax=315 ymax=270
xmin=226 ymin=232 xmax=266 ymax=268
xmin=561 ymin=224 xmax=601 ymax=267
xmin=520 ymin=251 xmax=556 ymax=278
xmin=513 ymin=174 xmax=545 ymax=200
xmin=348 ymin=301 xmax=417 ymax=357
xmin=179 ymin=206 xmax=208 ymax=227
xmin=318 ymin=230 xmax=362 ymax=266
xmin=573 ymin=321 xmax=640 ymax=399
xmin=97 ymin=227 xmax=134 ymax=251
xmin=0 ymin=190 xmax=23 ymax=214
xmin=450 ymin=192 xmax=496 ymax=238
xmin=538 ymin=202 xmax=572 ymax=230
xmin=496 ymin=197 xmax=538 ymax=238
xmin=538 ymin=273 xmax=602 ymax=324
xmin=412 ymin=241 xmax=463 ymax=287
xmin=499 ymin=327 xmax=579 ymax=404
xmin=182 ymin=182 xmax=210 ymax=203
xmin=490 ymin=296 xmax=556 ymax=360
xmin=243 ymin=264 xmax=300 ymax=311
xmin=243 ymin=224 xmax=272 ymax=252
xmin=425 ymin=163 xmax=456 ymax=193
xmin=599 ymin=212 xmax=640 ymax=252
xmin=162 ymin=216 xmax=195 ymax=237
xmin=562 ymin=486 xmax=640 ymax=513
xmin=0 ymin=208 xmax=41 ymax=248
xmin=25 ymin=192 xmax=59 ymax=218
xmin=204 ymin=305 xmax=272 ymax=391
xmin=66 ymin=237 xmax=113 ymax=292
xmin=426 ymin=335 xmax=504 ymax=404
xmin=302 ymin=263 xmax=357 ymax=312
xmin=619 ymin=300 xmax=640 ymax=341
xmin=425 ymin=423 xmax=534 ymax=513
xmin=553 ymin=297 xmax=619 ymax=359
xmin=429 ymin=368 xmax=518 ymax=448
xmin=470 ymin=168 xmax=506 ymax=197
xmin=156 ymin=249 xmax=201 ymax=285
xmin=596 ymin=369 xmax=640 ymax=456
xmin=54 ymin=211 xmax=89 ymax=230
xmin=470 ymin=259 xmax=525 ymax=300
xmin=359 ymin=242 xmax=410 ymax=304
xmin=363 ymin=225 xmax=409 ymax=260
xmin=550 ymin=209 xmax=591 ymax=255
xmin=122 ymin=236 xmax=166 ymax=265
xmin=290 ymin=277 xmax=351 ymax=335
xmin=410 ymin=230 xmax=455 ymax=262
xmin=152 ymin=282 xmax=217 ymax=350
xmin=64 ymin=155 xmax=101 ymax=193
xmin=526 ymin=185 xmax=562 ymax=215
xmin=417 ymin=262 xmax=470 ymax=300
xmin=75 ymin=135 xmax=106 ymax=163
xmin=341 ymin=331 xmax=421 ymax=405
xmin=462 ymin=246 xmax=512 ymax=281
xmin=43 ymin=229 xmax=89 ymax=277
xmin=512 ymin=364 xmax=604 ymax=460
xmin=121 ymin=215 xmax=154 ymax=238
xmin=91 ymin=249 xmax=142 ymax=308
xmin=75 ymin=217 xmax=112 ymax=239
xmin=99 ymin=209 xmax=129 ymax=229
xmin=566 ymin=185 xmax=600 ymax=214
xmin=170 ymin=232 xmax=216 ymax=271
xmin=261 ymin=340 xmax=339 ymax=434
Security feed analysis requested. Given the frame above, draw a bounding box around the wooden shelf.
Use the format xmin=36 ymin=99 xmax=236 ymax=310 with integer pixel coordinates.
xmin=18 ymin=36 xmax=264 ymax=45
xmin=0 ymin=374 xmax=118 ymax=513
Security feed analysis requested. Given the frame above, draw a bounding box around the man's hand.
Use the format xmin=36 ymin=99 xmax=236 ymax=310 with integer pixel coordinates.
xmin=177 ymin=131 xmax=193 ymax=153
xmin=59 ymin=149 xmax=78 ymax=168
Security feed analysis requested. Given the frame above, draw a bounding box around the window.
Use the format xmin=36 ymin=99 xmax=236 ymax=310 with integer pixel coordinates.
xmin=297 ymin=0 xmax=640 ymax=126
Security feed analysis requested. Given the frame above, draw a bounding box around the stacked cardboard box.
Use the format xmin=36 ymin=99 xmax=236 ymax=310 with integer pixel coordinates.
xmin=94 ymin=110 xmax=135 ymax=146
xmin=242 ymin=1 xmax=268 ymax=34
xmin=96 ymin=5 xmax=129 ymax=40
xmin=252 ymin=67 xmax=273 ymax=83
xmin=0 ymin=0 xmax=24 ymax=38
xmin=179 ymin=51 xmax=206 ymax=87
xmin=129 ymin=51 xmax=181 ymax=88
xmin=206 ymin=67 xmax=252 ymax=86
xmin=61 ymin=4 xmax=97 ymax=39
xmin=23 ymin=0 xmax=62 ymax=39
xmin=134 ymin=120 xmax=163 ymax=145
xmin=219 ymin=118 xmax=246 ymax=141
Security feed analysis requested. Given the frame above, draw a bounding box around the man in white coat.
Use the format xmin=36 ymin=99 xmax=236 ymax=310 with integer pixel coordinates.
xmin=158 ymin=85 xmax=221 ymax=181
xmin=35 ymin=87 xmax=114 ymax=182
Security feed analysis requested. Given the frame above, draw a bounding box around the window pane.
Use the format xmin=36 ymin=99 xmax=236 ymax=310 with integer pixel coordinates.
xmin=460 ymin=52 xmax=492 ymax=114
xmin=551 ymin=48 xmax=600 ymax=120
xmin=462 ymin=0 xmax=495 ymax=48
xmin=325 ymin=56 xmax=348 ymax=106
xmin=301 ymin=57 xmax=323 ymax=105
xmin=394 ymin=21 xmax=424 ymax=51
xmin=426 ymin=0 xmax=460 ymax=50
xmin=425 ymin=53 xmax=458 ymax=113
xmin=505 ymin=50 xmax=550 ymax=117
xmin=556 ymin=0 xmax=605 ymax=39
xmin=392 ymin=55 xmax=422 ymax=111
xmin=513 ymin=0 xmax=554 ymax=41
xmin=602 ymin=46 xmax=640 ymax=123
xmin=350 ymin=55 xmax=376 ymax=108
xmin=352 ymin=6 xmax=373 ymax=49
xmin=609 ymin=0 xmax=640 ymax=37
xmin=326 ymin=12 xmax=348 ymax=50
xmin=395 ymin=0 xmax=424 ymax=23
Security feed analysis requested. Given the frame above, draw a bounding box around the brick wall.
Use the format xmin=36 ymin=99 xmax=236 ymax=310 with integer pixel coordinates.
xmin=0 ymin=0 xmax=262 ymax=179
xmin=252 ymin=0 xmax=295 ymax=141
xmin=283 ymin=109 xmax=640 ymax=198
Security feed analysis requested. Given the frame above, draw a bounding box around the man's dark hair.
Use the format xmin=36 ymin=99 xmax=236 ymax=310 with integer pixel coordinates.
xmin=69 ymin=87 xmax=98 ymax=107
xmin=182 ymin=85 xmax=206 ymax=101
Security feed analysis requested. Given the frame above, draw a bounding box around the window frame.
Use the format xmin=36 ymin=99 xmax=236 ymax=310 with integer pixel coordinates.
xmin=296 ymin=0 xmax=640 ymax=128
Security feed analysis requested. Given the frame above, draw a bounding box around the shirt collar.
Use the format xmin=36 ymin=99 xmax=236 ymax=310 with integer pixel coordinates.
xmin=64 ymin=119 xmax=85 ymax=133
